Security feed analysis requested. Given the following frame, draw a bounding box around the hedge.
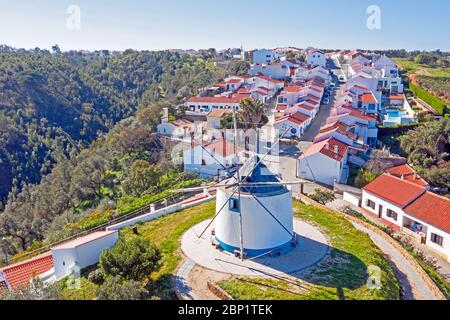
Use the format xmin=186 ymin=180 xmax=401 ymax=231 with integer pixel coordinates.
xmin=409 ymin=82 xmax=448 ymax=115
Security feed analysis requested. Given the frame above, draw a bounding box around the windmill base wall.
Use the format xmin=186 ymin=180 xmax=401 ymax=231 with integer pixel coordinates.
xmin=214 ymin=188 xmax=294 ymax=256
xmin=215 ymin=236 xmax=293 ymax=257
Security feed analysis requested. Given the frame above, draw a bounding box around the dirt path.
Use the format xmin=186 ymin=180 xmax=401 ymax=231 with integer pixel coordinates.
xmin=351 ymin=222 xmax=440 ymax=300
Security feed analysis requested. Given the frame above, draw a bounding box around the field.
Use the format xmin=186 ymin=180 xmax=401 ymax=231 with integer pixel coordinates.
xmin=218 ymin=201 xmax=400 ymax=300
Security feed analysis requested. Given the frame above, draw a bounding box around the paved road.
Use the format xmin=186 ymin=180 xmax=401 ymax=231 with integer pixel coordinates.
xmin=351 ymin=222 xmax=440 ymax=300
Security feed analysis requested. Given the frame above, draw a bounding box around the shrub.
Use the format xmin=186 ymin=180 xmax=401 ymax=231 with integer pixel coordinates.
xmin=87 ymin=269 xmax=105 ymax=285
xmin=99 ymin=237 xmax=161 ymax=282
xmin=96 ymin=276 xmax=149 ymax=300
xmin=309 ymin=188 xmax=336 ymax=205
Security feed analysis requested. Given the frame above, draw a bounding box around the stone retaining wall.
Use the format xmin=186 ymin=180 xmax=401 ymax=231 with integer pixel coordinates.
xmin=207 ymin=280 xmax=234 ymax=300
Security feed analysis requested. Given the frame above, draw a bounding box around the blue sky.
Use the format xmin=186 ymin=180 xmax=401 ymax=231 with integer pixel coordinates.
xmin=0 ymin=0 xmax=449 ymax=51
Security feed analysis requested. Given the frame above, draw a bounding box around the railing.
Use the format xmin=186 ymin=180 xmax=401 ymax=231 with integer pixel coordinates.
xmin=9 ymin=188 xmax=206 ymax=263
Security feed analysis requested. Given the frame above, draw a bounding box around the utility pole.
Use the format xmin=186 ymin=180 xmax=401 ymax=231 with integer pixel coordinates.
xmin=233 ymin=105 xmax=244 ymax=261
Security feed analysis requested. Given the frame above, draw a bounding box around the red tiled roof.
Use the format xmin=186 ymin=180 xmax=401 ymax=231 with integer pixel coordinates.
xmin=0 ymin=252 xmax=54 ymax=289
xmin=275 ymin=112 xmax=310 ymax=126
xmin=227 ymin=78 xmax=242 ymax=84
xmin=187 ymin=96 xmax=244 ymax=104
xmin=256 ymin=75 xmax=284 ymax=83
xmin=389 ymin=93 xmax=405 ymax=100
xmin=207 ymin=109 xmax=232 ymax=118
xmin=403 ymin=192 xmax=450 ymax=233
xmin=386 ymin=164 xmax=428 ymax=187
xmin=363 ymin=174 xmax=426 ymax=207
xmin=205 ymin=140 xmax=242 ymax=158
xmin=359 ymin=92 xmax=377 ymax=104
xmin=283 ymin=85 xmax=302 ymax=93
xmin=296 ymin=103 xmax=315 ymax=111
xmin=301 ymin=137 xmax=349 ymax=162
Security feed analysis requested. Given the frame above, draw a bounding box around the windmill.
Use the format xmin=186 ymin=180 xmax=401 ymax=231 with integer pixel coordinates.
xmin=175 ymin=106 xmax=305 ymax=260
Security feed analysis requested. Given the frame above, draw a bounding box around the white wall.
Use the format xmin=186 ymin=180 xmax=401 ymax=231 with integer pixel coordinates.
xmin=361 ymin=190 xmax=404 ymax=228
xmin=343 ymin=192 xmax=361 ymax=207
xmin=52 ymin=231 xmax=119 ymax=280
xmin=215 ymin=188 xmax=293 ymax=251
xmin=298 ymin=153 xmax=343 ymax=186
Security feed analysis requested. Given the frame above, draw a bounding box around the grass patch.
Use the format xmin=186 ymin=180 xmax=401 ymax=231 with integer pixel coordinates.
xmin=394 ymin=58 xmax=450 ymax=78
xmin=218 ymin=201 xmax=400 ymax=300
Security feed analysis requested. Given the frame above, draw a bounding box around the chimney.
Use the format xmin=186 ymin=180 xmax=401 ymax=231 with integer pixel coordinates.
xmin=334 ymin=145 xmax=339 ymax=154
xmin=401 ymin=174 xmax=404 ymax=180
xmin=162 ymin=107 xmax=169 ymax=124
xmin=222 ymin=131 xmax=227 ymax=158
xmin=414 ymin=172 xmax=417 ymax=180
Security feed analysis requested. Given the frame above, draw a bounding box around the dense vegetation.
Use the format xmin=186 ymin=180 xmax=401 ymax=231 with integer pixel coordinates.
xmin=0 ymin=46 xmax=224 ymax=262
xmin=400 ymin=118 xmax=450 ymax=191
xmin=0 ymin=46 xmax=223 ymax=206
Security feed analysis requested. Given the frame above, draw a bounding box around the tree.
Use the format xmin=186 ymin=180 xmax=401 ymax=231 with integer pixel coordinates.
xmin=96 ymin=275 xmax=149 ymax=300
xmin=227 ymin=60 xmax=250 ymax=77
xmin=99 ymin=237 xmax=162 ymax=282
xmin=0 ymin=278 xmax=62 ymax=300
xmin=122 ymin=160 xmax=162 ymax=196
xmin=354 ymin=169 xmax=378 ymax=188
xmin=309 ymin=188 xmax=336 ymax=205
xmin=240 ymin=98 xmax=266 ymax=130
xmin=136 ymin=101 xmax=174 ymax=131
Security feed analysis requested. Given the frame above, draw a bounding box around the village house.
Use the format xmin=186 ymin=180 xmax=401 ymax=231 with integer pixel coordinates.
xmin=327 ymin=107 xmax=378 ymax=146
xmin=273 ymin=112 xmax=312 ymax=138
xmin=249 ymin=49 xmax=280 ymax=64
xmin=249 ymin=61 xmax=292 ymax=80
xmin=305 ymin=48 xmax=326 ymax=68
xmin=206 ymin=109 xmax=232 ymax=130
xmin=298 ymin=137 xmax=350 ymax=186
xmin=183 ymin=139 xmax=243 ymax=178
xmin=361 ymin=173 xmax=450 ymax=262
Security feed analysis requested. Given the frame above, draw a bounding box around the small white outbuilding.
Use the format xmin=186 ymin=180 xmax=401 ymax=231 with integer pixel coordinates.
xmin=51 ymin=230 xmax=119 ymax=280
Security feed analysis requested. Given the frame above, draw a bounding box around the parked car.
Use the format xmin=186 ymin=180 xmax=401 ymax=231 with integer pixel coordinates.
xmin=329 ymin=82 xmax=335 ymax=88
xmin=338 ymin=75 xmax=346 ymax=83
xmin=323 ymin=98 xmax=330 ymax=105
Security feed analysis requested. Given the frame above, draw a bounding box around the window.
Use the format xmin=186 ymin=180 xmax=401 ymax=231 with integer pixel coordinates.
xmin=368 ymin=104 xmax=376 ymax=110
xmin=366 ymin=199 xmax=376 ymax=210
xmin=431 ymin=233 xmax=443 ymax=246
xmin=229 ymin=198 xmax=240 ymax=212
xmin=386 ymin=209 xmax=398 ymax=221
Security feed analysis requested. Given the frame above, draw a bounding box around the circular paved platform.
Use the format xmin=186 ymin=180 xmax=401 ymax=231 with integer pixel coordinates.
xmin=181 ymin=219 xmax=330 ymax=277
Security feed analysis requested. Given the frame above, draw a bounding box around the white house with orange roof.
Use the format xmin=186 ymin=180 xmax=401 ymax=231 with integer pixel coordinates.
xmin=274 ymin=112 xmax=312 ymax=138
xmin=314 ymin=121 xmax=357 ymax=146
xmin=358 ymin=91 xmax=382 ymax=114
xmin=297 ymin=137 xmax=350 ymax=186
xmin=327 ymin=108 xmax=378 ymax=146
xmin=185 ymin=96 xmax=245 ymax=115
xmin=361 ymin=173 xmax=450 ymax=261
xmin=183 ymin=139 xmax=244 ymax=178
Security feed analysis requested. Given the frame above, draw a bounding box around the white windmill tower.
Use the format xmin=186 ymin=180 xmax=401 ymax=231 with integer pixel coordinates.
xmin=176 ymin=107 xmax=303 ymax=260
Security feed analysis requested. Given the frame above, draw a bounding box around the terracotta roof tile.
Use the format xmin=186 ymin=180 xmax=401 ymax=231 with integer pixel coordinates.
xmin=386 ymin=164 xmax=428 ymax=187
xmin=0 ymin=252 xmax=54 ymax=289
xmin=363 ymin=174 xmax=426 ymax=207
xmin=403 ymin=192 xmax=450 ymax=233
